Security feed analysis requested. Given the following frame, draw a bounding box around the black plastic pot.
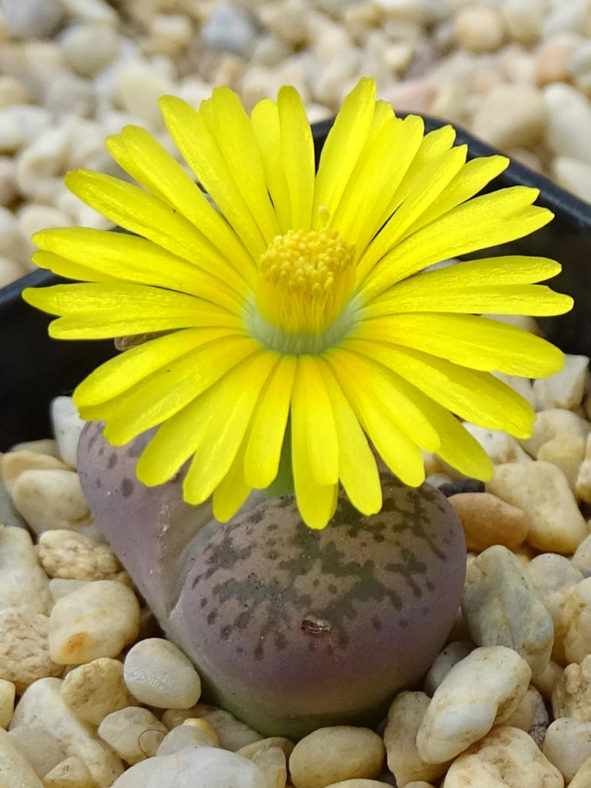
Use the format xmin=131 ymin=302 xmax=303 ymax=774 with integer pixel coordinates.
xmin=2 ymin=117 xmax=591 ymax=450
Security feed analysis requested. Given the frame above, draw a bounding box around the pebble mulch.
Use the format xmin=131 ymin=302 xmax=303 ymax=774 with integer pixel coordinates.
xmin=1 ymin=346 xmax=591 ymax=786
xmin=2 ymin=0 xmax=591 ymax=289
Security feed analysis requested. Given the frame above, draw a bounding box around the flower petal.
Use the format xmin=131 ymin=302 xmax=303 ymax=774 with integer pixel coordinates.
xmin=291 ymin=355 xmax=339 ymax=485
xmin=332 ymin=114 xmax=423 ymax=251
xmin=90 ymin=334 xmax=260 ymax=445
xmin=182 ymin=351 xmax=279 ymax=505
xmin=358 ymin=187 xmax=553 ymax=300
xmin=73 ymin=326 xmax=233 ymax=407
xmin=317 ymin=359 xmax=382 ymax=515
xmin=136 ymin=350 xmax=270 ymax=486
xmin=360 ymin=313 xmax=564 ymax=376
xmin=159 ymin=95 xmax=268 ymax=258
xmin=22 ymin=283 xmax=240 ymax=340
xmin=250 ymin=98 xmax=291 ymax=232
xmin=313 ymin=77 xmax=376 ymax=225
xmin=326 ymin=351 xmax=427 ymax=486
xmin=199 ymin=87 xmax=281 ymax=244
xmin=277 ymin=85 xmax=315 ymax=231
xmin=243 ymin=355 xmax=297 ymax=489
xmin=291 ymin=416 xmax=338 ymax=530
xmin=105 ymin=125 xmax=256 ymax=287
xmin=34 ymin=227 xmax=245 ymax=310
xmin=212 ymin=437 xmax=252 ymax=522
xmin=346 ymin=337 xmax=535 ymax=437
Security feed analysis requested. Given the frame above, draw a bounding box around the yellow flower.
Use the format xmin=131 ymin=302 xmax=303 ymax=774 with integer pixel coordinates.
xmin=23 ymin=78 xmax=572 ymax=529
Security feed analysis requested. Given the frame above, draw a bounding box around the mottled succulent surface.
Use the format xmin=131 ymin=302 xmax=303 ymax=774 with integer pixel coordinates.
xmin=171 ymin=476 xmax=466 ymax=737
xmin=78 ymin=422 xmax=466 ymax=738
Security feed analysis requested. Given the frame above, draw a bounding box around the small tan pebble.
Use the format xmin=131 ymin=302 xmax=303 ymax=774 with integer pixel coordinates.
xmin=156 ymin=720 xmax=218 ymax=756
xmin=543 ymin=717 xmax=591 ymax=782
xmin=0 ymin=526 xmax=52 ymax=614
xmin=0 ymin=727 xmax=44 ymax=787
xmin=486 ymin=461 xmax=589 ymax=553
xmin=42 ymin=754 xmax=95 ymax=787
xmin=570 ymin=755 xmax=591 ymax=788
xmin=114 ymin=63 xmax=176 ymax=129
xmin=423 ymin=641 xmax=473 ymax=696
xmin=493 ymin=370 xmax=537 ymax=407
xmin=251 ymin=745 xmax=287 ymax=788
xmin=462 ymin=546 xmax=553 ymax=678
xmin=237 ymin=736 xmax=293 ymax=759
xmin=319 ymin=782 xmax=393 ymax=788
xmin=534 ymin=355 xmax=589 ymax=410
xmin=1 ymin=450 xmax=70 ymax=496
xmin=0 ymin=607 xmax=63 ymax=693
xmin=519 ymin=408 xmax=591 ymax=457
xmin=554 ymin=577 xmax=591 ymax=664
xmin=416 ymin=646 xmax=531 ymax=764
xmin=454 ymin=5 xmax=505 ymax=52
xmin=442 ymin=725 xmax=563 ymax=787
xmin=532 ymin=660 xmax=563 ymax=701
xmin=60 ymin=658 xmax=138 ymax=726
xmin=471 ymin=84 xmax=546 ymax=150
xmin=8 ymin=725 xmax=67 ymax=778
xmin=37 ymin=531 xmax=121 ymax=582
xmin=502 ymin=685 xmax=548 ymax=731
xmin=0 ymin=255 xmax=26 ymax=287
xmin=401 ymin=783 xmax=435 ymax=788
xmin=576 ymin=433 xmax=591 ymax=503
xmin=186 ymin=706 xmax=262 ymax=751
xmin=379 ymin=80 xmax=436 ymax=114
xmin=8 ymin=440 xmax=60 ymax=458
xmin=10 ymin=677 xmax=124 ymax=786
xmin=448 ymin=492 xmax=529 ymax=552
xmin=537 ymin=434 xmax=586 ymax=491
xmin=383 ymin=691 xmax=450 ymax=785
xmin=552 ymin=655 xmax=591 ymax=721
xmin=536 ymin=41 xmax=576 ymax=87
xmin=123 ymin=637 xmax=201 ymax=709
xmin=98 ymin=706 xmax=167 ymax=765
xmin=48 ymin=580 xmax=140 ymax=665
xmin=460 ymin=423 xmax=532 ymax=465
xmin=58 ymin=22 xmax=120 ymax=77
xmin=572 ymin=531 xmax=591 ymax=573
xmin=0 ymin=75 xmax=31 ymax=108
xmin=502 ymin=0 xmax=543 ymax=44
xmin=0 ymin=678 xmax=15 ymax=728
xmin=289 ymin=727 xmax=385 ymax=788
xmin=11 ymin=469 xmax=95 ymax=538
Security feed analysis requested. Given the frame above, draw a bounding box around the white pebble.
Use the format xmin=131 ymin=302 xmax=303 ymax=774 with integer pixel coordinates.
xmin=552 ymin=156 xmax=591 ymax=204
xmin=11 ymin=469 xmax=94 ymax=537
xmin=423 ymin=641 xmax=473 ymax=696
xmin=59 ymin=0 xmax=117 ymax=25
xmin=8 ymin=725 xmax=67 ymax=779
xmin=0 ymin=256 xmax=26 ymax=287
xmin=460 ymin=423 xmax=532 ymax=465
xmin=0 ymin=607 xmax=63 ymax=693
xmin=16 ymin=128 xmax=72 ymax=204
xmin=454 ymin=5 xmax=506 ymax=53
xmin=552 ymin=654 xmax=591 ymax=721
xmin=544 ymin=83 xmax=591 ymax=165
xmin=10 ymin=677 xmax=124 ymax=786
xmin=543 ymin=717 xmax=591 ymax=782
xmin=59 ymin=22 xmax=120 ymax=77
xmin=42 ymin=755 xmax=95 ymax=787
xmin=157 ymin=720 xmax=218 ymax=757
xmin=416 ymin=646 xmax=531 ymax=764
xmin=201 ymin=2 xmax=260 ymax=56
xmin=0 ymin=525 xmax=52 ymax=614
xmin=98 ymin=707 xmax=167 ymax=764
xmin=48 ymin=580 xmax=140 ymax=664
xmin=123 ymin=638 xmax=201 ymax=709
xmin=114 ymin=62 xmax=175 ymax=128
xmin=0 ymin=105 xmax=51 ymax=155
xmin=576 ymin=433 xmax=591 ymax=503
xmin=534 ymin=355 xmax=589 ymax=410
xmin=50 ymin=396 xmax=85 ymax=469
xmin=1 ymin=0 xmax=64 ymax=38
xmin=471 ymin=84 xmax=547 ymax=150
xmin=0 ymin=727 xmax=43 ymax=788
xmin=110 ymin=745 xmax=270 ymax=788
xmin=0 ymin=75 xmax=31 ymax=108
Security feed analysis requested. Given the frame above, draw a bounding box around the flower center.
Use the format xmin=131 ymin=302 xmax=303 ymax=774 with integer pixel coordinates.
xmin=255 ymin=228 xmax=356 ymax=336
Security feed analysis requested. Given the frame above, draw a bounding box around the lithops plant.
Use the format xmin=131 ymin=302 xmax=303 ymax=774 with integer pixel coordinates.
xmin=78 ymin=422 xmax=466 ymax=738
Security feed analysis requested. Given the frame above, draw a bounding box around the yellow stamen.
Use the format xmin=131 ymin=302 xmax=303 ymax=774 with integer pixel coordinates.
xmin=255 ymin=227 xmax=355 ymax=335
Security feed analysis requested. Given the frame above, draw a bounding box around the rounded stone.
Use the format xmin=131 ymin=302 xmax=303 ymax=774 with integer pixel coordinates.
xmin=123 ymin=637 xmax=201 ymax=709
xmin=172 ymin=476 xmax=466 ymax=737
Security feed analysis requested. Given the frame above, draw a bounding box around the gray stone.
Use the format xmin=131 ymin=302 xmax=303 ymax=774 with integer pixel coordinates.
xmin=201 ymin=3 xmax=260 ymax=57
xmin=462 ymin=545 xmax=554 ymax=678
